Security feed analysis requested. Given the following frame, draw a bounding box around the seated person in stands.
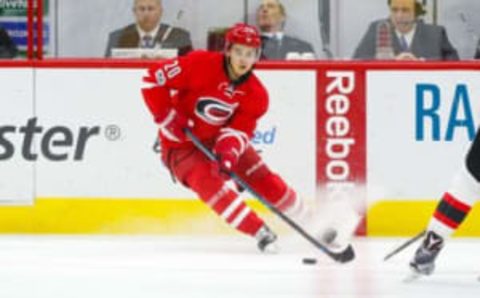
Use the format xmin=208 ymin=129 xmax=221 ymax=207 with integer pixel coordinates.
xmin=0 ymin=26 xmax=18 ymax=59
xmin=353 ymin=0 xmax=458 ymax=61
xmin=105 ymin=0 xmax=192 ymax=58
xmin=256 ymin=0 xmax=315 ymax=60
xmin=474 ymin=40 xmax=480 ymax=59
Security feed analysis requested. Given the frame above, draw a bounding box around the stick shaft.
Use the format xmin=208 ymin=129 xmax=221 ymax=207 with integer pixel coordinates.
xmin=383 ymin=230 xmax=426 ymax=261
xmin=184 ymin=129 xmax=351 ymax=262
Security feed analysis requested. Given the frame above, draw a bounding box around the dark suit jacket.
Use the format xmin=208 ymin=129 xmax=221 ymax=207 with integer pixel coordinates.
xmin=353 ymin=19 xmax=459 ymax=61
xmin=261 ymin=35 xmax=315 ymax=60
xmin=0 ymin=27 xmax=18 ymax=59
xmin=105 ymin=23 xmax=192 ymax=57
xmin=474 ymin=40 xmax=480 ymax=59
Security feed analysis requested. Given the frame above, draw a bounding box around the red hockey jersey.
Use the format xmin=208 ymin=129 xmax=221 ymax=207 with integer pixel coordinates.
xmin=142 ymin=50 xmax=269 ymax=149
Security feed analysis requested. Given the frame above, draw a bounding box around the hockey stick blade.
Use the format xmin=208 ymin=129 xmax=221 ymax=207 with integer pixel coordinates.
xmin=403 ymin=272 xmax=422 ymax=283
xmin=383 ymin=230 xmax=426 ymax=261
xmin=184 ymin=129 xmax=355 ymax=263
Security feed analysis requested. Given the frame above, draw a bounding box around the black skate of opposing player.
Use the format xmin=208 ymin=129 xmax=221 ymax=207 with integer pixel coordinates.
xmin=409 ymin=230 xmax=444 ymax=275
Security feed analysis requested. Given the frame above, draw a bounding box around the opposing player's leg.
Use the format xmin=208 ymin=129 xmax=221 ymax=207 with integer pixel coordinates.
xmin=410 ymin=131 xmax=480 ymax=275
xmin=163 ymin=147 xmax=277 ymax=253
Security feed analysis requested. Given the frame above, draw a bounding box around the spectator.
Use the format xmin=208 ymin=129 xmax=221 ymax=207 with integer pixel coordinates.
xmin=0 ymin=27 xmax=17 ymax=59
xmin=256 ymin=0 xmax=315 ymax=60
xmin=474 ymin=40 xmax=480 ymax=59
xmin=353 ymin=0 xmax=458 ymax=61
xmin=105 ymin=0 xmax=192 ymax=58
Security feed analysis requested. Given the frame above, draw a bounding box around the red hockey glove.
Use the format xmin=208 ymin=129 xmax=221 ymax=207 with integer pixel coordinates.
xmin=157 ymin=109 xmax=189 ymax=143
xmin=213 ymin=129 xmax=249 ymax=172
xmin=215 ymin=148 xmax=239 ymax=172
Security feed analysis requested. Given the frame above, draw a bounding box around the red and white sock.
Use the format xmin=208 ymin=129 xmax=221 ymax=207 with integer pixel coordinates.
xmin=428 ymin=166 xmax=477 ymax=238
xmin=204 ymin=183 xmax=264 ymax=236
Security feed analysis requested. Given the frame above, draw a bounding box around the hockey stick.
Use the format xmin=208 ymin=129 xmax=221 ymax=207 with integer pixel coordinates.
xmin=184 ymin=128 xmax=355 ymax=263
xmin=160 ymin=10 xmax=184 ymax=45
xmin=383 ymin=230 xmax=426 ymax=261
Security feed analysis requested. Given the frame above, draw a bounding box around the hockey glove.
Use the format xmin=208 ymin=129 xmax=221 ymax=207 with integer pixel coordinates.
xmin=157 ymin=109 xmax=189 ymax=143
xmin=213 ymin=129 xmax=249 ymax=172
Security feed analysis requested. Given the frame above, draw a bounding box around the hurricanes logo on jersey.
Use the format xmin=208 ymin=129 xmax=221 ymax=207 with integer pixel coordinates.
xmin=195 ymin=97 xmax=238 ymax=126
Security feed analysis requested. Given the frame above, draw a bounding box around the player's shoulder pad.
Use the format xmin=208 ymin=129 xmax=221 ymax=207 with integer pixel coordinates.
xmin=248 ymin=73 xmax=269 ymax=101
xmin=244 ymin=74 xmax=269 ymax=116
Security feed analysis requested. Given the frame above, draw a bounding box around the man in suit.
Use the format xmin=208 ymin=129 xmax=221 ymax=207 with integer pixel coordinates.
xmin=0 ymin=27 xmax=17 ymax=59
xmin=474 ymin=41 xmax=480 ymax=59
xmin=105 ymin=0 xmax=192 ymax=58
xmin=353 ymin=0 xmax=458 ymax=61
xmin=256 ymin=0 xmax=315 ymax=60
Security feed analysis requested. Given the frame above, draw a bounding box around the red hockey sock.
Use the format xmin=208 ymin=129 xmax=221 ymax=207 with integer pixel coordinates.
xmin=235 ymin=146 xmax=300 ymax=214
xmin=244 ymin=167 xmax=298 ymax=214
xmin=186 ymin=161 xmax=264 ymax=237
xmin=204 ymin=184 xmax=264 ymax=236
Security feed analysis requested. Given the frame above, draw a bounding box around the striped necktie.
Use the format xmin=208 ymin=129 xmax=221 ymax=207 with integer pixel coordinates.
xmin=142 ymin=35 xmax=154 ymax=48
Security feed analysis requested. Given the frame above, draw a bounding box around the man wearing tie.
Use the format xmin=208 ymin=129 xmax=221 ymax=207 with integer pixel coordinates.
xmin=105 ymin=0 xmax=192 ymax=57
xmin=353 ymin=0 xmax=458 ymax=61
xmin=256 ymin=0 xmax=315 ymax=60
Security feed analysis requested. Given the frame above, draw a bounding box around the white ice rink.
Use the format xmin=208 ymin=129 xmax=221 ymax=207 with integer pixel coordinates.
xmin=0 ymin=236 xmax=478 ymax=298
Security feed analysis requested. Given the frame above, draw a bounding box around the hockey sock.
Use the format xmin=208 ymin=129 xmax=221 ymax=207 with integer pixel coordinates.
xmin=235 ymin=146 xmax=304 ymax=218
xmin=206 ymin=184 xmax=264 ymax=236
xmin=428 ymin=166 xmax=477 ymax=238
xmin=186 ymin=162 xmax=264 ymax=237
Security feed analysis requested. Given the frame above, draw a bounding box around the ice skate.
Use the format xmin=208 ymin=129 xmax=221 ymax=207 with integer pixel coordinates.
xmin=318 ymin=227 xmax=355 ymax=262
xmin=318 ymin=228 xmax=348 ymax=252
xmin=409 ymin=230 xmax=444 ymax=276
xmin=256 ymin=225 xmax=279 ymax=254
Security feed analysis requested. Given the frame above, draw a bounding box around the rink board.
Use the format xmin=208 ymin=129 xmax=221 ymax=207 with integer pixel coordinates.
xmin=0 ymin=69 xmax=34 ymax=205
xmin=0 ymin=63 xmax=315 ymax=235
xmin=366 ymin=70 xmax=480 ymax=236
xmin=0 ymin=61 xmax=480 ymax=236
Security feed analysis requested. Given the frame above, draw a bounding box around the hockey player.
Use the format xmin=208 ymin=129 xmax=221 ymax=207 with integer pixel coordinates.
xmin=141 ymin=23 xmax=305 ymax=253
xmin=410 ymin=129 xmax=480 ymax=275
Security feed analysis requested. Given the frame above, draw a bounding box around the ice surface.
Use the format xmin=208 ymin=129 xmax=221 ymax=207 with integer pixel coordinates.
xmin=0 ymin=235 xmax=478 ymax=298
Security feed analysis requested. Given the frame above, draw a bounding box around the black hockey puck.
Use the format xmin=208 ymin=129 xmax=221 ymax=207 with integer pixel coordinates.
xmin=302 ymin=258 xmax=317 ymax=265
